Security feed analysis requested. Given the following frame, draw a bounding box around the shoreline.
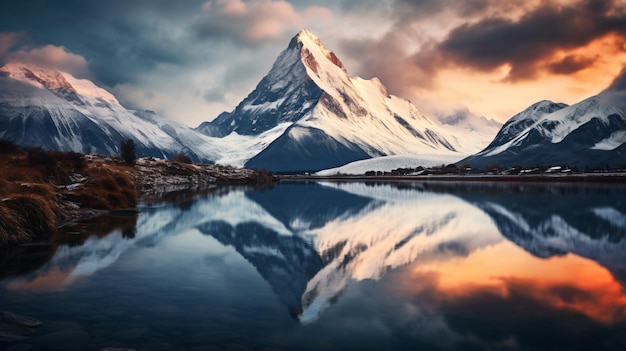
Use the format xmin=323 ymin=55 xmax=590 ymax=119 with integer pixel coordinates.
xmin=279 ymin=172 xmax=626 ymax=184
xmin=0 ymin=151 xmax=277 ymax=247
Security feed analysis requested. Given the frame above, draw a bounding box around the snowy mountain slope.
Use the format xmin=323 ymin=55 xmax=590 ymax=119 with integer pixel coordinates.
xmin=198 ymin=30 xmax=484 ymax=173
xmin=434 ymin=108 xmax=502 ymax=152
xmin=0 ymin=63 xmax=220 ymax=162
xmin=460 ymin=87 xmax=626 ymax=169
xmin=316 ymin=154 xmax=464 ymax=175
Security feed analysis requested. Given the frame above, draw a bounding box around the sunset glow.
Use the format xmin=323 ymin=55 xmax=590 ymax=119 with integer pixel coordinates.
xmin=0 ymin=0 xmax=623 ymax=126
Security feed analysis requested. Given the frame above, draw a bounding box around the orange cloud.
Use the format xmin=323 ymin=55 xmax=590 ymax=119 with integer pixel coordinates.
xmin=0 ymin=32 xmax=90 ymax=78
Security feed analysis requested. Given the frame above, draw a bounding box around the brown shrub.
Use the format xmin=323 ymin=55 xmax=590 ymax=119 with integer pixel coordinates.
xmin=106 ymin=192 xmax=126 ymax=208
xmin=121 ymin=188 xmax=138 ymax=207
xmin=75 ymin=166 xmax=136 ymax=209
xmin=25 ymin=148 xmax=86 ymax=184
xmin=0 ymin=178 xmax=15 ymax=197
xmin=97 ymin=176 xmax=119 ymax=192
xmin=114 ymin=172 xmax=134 ymax=189
xmin=64 ymin=192 xmax=106 ymax=210
xmin=0 ymin=205 xmax=26 ymax=245
xmin=2 ymin=166 xmax=45 ymax=183
xmin=26 ymin=148 xmax=53 ymax=166
xmin=0 ymin=195 xmax=57 ymax=244
xmin=18 ymin=183 xmax=57 ymax=202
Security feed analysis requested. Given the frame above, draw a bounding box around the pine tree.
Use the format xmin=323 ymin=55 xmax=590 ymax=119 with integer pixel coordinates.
xmin=120 ymin=139 xmax=136 ymax=165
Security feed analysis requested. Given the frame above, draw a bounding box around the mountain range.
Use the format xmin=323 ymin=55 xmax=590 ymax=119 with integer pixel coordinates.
xmin=461 ymin=84 xmax=626 ymax=169
xmin=0 ymin=29 xmax=624 ymax=171
xmin=0 ymin=63 xmax=221 ymax=162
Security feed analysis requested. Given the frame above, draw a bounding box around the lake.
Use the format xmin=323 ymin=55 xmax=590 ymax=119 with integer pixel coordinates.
xmin=1 ymin=181 xmax=625 ymax=351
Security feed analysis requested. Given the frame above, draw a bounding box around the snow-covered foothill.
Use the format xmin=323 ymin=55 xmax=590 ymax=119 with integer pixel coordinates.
xmin=316 ymin=154 xmax=464 ymax=175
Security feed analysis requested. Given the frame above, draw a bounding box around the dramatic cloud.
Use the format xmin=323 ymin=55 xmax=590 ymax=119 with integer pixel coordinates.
xmin=1 ymin=32 xmax=89 ymax=77
xmin=439 ymin=0 xmax=626 ymax=81
xmin=193 ymin=0 xmax=332 ymax=46
xmin=1 ymin=0 xmax=624 ymax=126
xmin=548 ymin=54 xmax=598 ymax=75
xmin=6 ymin=44 xmax=89 ymax=76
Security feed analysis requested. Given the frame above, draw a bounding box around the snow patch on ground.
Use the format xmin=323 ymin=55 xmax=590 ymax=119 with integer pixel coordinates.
xmin=591 ymin=130 xmax=626 ymax=151
xmin=315 ymin=154 xmax=466 ymax=175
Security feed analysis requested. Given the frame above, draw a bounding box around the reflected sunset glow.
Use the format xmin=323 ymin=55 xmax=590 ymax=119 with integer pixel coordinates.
xmin=410 ymin=241 xmax=626 ymax=324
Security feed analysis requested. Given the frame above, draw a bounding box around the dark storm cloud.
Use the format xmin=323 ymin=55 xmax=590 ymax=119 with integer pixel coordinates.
xmin=191 ymin=0 xmax=310 ymax=47
xmin=548 ymin=55 xmax=597 ymax=75
xmin=338 ymin=30 xmax=440 ymax=97
xmin=0 ymin=0 xmax=207 ymax=85
xmin=336 ymin=0 xmax=626 ymax=98
xmin=391 ymin=0 xmax=521 ymax=23
xmin=439 ymin=0 xmax=626 ymax=80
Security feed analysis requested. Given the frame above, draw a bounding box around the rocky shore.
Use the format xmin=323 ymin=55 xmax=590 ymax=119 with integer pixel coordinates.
xmin=0 ymin=148 xmax=277 ymax=246
xmin=129 ymin=157 xmax=275 ymax=197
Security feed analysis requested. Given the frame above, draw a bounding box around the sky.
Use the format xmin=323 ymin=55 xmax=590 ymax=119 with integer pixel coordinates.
xmin=0 ymin=0 xmax=625 ymax=127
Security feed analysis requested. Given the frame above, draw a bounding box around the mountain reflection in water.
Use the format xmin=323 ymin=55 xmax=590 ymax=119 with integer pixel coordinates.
xmin=1 ymin=181 xmax=625 ymax=351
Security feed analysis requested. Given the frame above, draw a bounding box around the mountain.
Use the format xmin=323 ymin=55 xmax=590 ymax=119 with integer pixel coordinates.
xmin=313 ymin=110 xmax=502 ymax=175
xmin=197 ymin=30 xmax=492 ymax=173
xmin=0 ymin=63 xmax=219 ymax=162
xmin=460 ymin=76 xmax=626 ymax=169
xmin=316 ymin=154 xmax=465 ymax=175
xmin=0 ymin=31 xmax=502 ymax=172
xmin=434 ymin=108 xmax=502 ymax=151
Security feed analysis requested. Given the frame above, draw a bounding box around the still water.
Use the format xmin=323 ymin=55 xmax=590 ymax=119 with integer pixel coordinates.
xmin=1 ymin=181 xmax=626 ymax=351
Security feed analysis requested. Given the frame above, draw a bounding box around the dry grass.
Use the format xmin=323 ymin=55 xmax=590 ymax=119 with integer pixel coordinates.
xmin=0 ymin=195 xmax=57 ymax=244
xmin=0 ymin=205 xmax=25 ymax=244
xmin=0 ymin=146 xmax=138 ymax=245
xmin=78 ymin=165 xmax=137 ymax=209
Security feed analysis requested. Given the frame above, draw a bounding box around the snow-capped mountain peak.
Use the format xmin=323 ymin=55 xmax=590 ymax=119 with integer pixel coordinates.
xmin=0 ymin=62 xmax=120 ymax=106
xmin=460 ymin=81 xmax=626 ymax=169
xmin=198 ymin=30 xmax=491 ymax=173
xmin=59 ymin=72 xmax=119 ymax=105
xmin=485 ymin=100 xmax=568 ymax=149
xmin=0 ymin=61 xmax=222 ymax=162
xmin=296 ymin=29 xmax=348 ymax=77
xmin=1 ymin=63 xmax=77 ymax=94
